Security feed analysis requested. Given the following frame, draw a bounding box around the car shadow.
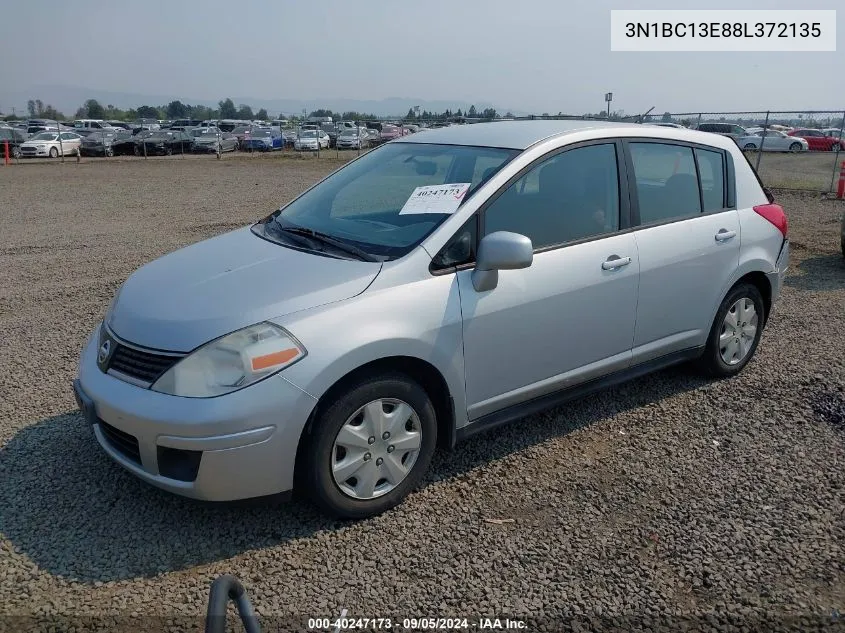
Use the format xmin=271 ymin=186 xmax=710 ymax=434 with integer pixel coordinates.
xmin=783 ymin=253 xmax=845 ymax=291
xmin=0 ymin=366 xmax=709 ymax=583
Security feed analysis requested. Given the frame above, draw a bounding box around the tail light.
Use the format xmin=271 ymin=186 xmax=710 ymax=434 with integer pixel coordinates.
xmin=753 ymin=203 xmax=788 ymax=238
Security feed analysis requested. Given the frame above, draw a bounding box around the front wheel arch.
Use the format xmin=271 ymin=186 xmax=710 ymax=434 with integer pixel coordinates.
xmin=293 ymin=356 xmax=455 ymax=492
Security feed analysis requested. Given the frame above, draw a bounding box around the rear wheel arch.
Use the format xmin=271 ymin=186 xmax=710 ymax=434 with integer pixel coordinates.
xmin=293 ymin=356 xmax=455 ymax=489
xmin=735 ymin=271 xmax=772 ymax=326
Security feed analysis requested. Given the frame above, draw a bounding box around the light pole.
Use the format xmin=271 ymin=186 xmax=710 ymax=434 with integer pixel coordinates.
xmin=604 ymin=92 xmax=613 ymax=119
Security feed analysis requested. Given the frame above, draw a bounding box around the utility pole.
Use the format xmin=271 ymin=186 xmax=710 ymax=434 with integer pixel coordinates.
xmin=604 ymin=92 xmax=613 ymax=119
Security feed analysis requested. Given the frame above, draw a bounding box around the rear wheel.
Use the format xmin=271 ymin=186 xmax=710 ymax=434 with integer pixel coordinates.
xmin=697 ymin=283 xmax=764 ymax=378
xmin=789 ymin=142 xmax=802 ymax=153
xmin=743 ymin=143 xmax=757 ymax=150
xmin=301 ymin=373 xmax=437 ymax=519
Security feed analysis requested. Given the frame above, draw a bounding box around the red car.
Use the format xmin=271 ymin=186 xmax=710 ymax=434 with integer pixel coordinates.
xmin=787 ymin=128 xmax=844 ymax=152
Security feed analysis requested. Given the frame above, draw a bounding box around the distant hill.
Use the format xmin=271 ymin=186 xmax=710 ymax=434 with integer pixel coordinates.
xmin=4 ymin=84 xmax=529 ymax=118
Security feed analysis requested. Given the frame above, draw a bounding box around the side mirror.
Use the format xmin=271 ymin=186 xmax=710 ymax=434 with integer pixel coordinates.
xmin=472 ymin=231 xmax=533 ymax=292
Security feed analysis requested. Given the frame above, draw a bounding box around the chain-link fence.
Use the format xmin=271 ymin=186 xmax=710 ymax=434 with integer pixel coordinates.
xmin=643 ymin=110 xmax=845 ymax=193
xmin=3 ymin=110 xmax=844 ymax=194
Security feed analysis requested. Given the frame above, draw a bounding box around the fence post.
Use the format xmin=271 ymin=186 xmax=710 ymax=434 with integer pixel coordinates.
xmin=3 ymin=140 xmax=9 ymax=165
xmin=828 ymin=110 xmax=845 ymax=194
xmin=357 ymin=122 xmax=361 ymax=158
xmin=57 ymin=120 xmax=64 ymax=163
xmin=755 ymin=111 xmax=770 ymax=172
xmin=695 ymin=113 xmax=702 ymax=130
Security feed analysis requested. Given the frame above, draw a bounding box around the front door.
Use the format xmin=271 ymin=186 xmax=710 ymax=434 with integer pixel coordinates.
xmin=457 ymin=141 xmax=640 ymax=420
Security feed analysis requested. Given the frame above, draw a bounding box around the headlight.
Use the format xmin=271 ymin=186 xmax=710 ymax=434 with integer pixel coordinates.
xmin=151 ymin=322 xmax=306 ymax=398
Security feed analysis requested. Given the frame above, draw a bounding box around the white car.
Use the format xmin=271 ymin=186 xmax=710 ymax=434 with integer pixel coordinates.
xmin=738 ymin=130 xmax=808 ymax=153
xmin=19 ymin=131 xmax=83 ymax=158
xmin=294 ymin=130 xmax=330 ymax=151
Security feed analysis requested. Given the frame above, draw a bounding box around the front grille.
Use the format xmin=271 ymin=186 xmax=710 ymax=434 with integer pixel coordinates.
xmin=108 ymin=343 xmax=182 ymax=384
xmin=99 ymin=420 xmax=141 ymax=464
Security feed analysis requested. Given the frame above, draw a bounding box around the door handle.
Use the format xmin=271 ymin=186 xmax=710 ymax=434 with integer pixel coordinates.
xmin=602 ymin=255 xmax=632 ymax=270
xmin=715 ymin=229 xmax=737 ymax=242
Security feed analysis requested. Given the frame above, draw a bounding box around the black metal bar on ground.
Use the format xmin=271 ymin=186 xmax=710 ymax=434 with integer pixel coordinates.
xmin=204 ymin=574 xmax=260 ymax=633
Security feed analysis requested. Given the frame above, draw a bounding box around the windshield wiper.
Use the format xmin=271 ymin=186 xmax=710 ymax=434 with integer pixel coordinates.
xmin=274 ymin=226 xmax=382 ymax=262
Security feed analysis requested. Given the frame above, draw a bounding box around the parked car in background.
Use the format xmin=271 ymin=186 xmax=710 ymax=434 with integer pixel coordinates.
xmin=230 ymin=125 xmax=255 ymax=148
xmin=242 ymin=129 xmax=282 ymax=152
xmin=107 ymin=121 xmax=134 ymax=131
xmin=787 ymin=128 xmax=844 ymax=152
xmin=111 ymin=131 xmax=150 ymax=156
xmin=26 ymin=119 xmax=68 ymax=134
xmin=821 ymin=128 xmax=844 ymax=141
xmin=192 ymin=131 xmax=239 ymax=153
xmin=0 ymin=127 xmax=28 ymax=158
xmin=365 ymin=128 xmax=382 ymax=146
xmin=380 ymin=124 xmax=410 ymax=143
xmin=737 ymin=130 xmax=808 ymax=153
xmin=696 ymin=122 xmax=747 ymax=144
xmin=73 ymin=119 xmax=118 ymax=132
xmin=138 ymin=130 xmax=194 ymax=155
xmin=294 ymin=129 xmax=330 ymax=150
xmin=282 ymin=129 xmax=298 ymax=147
xmin=19 ymin=130 xmax=82 ymax=157
xmin=80 ymin=130 xmax=134 ymax=157
xmin=74 ymin=121 xmax=789 ymax=519
xmin=336 ymin=127 xmax=370 ymax=149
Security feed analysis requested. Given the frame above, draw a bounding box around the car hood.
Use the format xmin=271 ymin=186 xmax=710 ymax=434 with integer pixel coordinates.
xmin=108 ymin=226 xmax=382 ymax=351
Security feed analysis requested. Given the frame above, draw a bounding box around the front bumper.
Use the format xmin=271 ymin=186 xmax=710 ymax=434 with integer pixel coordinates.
xmin=20 ymin=147 xmax=50 ymax=157
xmin=75 ymin=327 xmax=318 ymax=501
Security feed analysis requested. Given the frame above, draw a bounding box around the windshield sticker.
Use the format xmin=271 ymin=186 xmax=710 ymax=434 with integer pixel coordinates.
xmin=399 ymin=183 xmax=471 ymax=215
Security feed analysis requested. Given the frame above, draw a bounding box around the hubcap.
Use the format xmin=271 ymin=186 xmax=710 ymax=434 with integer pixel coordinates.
xmin=719 ymin=298 xmax=758 ymax=365
xmin=331 ymin=398 xmax=422 ymax=500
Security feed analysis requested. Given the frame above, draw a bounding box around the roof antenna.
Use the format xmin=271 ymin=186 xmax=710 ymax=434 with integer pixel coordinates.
xmin=637 ymin=107 xmax=655 ymax=124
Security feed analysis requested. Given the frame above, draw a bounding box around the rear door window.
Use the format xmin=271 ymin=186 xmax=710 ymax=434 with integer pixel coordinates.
xmin=694 ymin=148 xmax=726 ymax=212
xmin=629 ymin=143 xmax=701 ymax=224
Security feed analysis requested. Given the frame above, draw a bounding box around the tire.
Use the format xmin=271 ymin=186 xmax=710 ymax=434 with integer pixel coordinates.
xmin=301 ymin=372 xmax=437 ymax=519
xmin=743 ymin=143 xmax=757 ymax=151
xmin=789 ymin=142 xmax=802 ymax=153
xmin=12 ymin=146 xmax=21 ymax=159
xmin=165 ymin=145 xmax=173 ymax=156
xmin=134 ymin=145 xmax=141 ymax=156
xmin=49 ymin=147 xmax=58 ymax=158
xmin=697 ymin=283 xmax=765 ymax=378
xmin=105 ymin=147 xmax=114 ymax=158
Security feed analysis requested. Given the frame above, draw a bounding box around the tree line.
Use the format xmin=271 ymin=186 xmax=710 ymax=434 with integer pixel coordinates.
xmin=4 ymin=97 xmax=508 ymax=123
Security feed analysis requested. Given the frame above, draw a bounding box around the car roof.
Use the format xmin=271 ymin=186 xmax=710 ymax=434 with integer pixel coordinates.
xmin=395 ymin=120 xmax=646 ymax=149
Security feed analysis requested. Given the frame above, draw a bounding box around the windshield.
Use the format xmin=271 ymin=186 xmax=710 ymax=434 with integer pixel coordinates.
xmin=32 ymin=132 xmax=58 ymax=141
xmin=255 ymin=142 xmax=518 ymax=260
xmin=300 ymin=131 xmax=317 ymax=138
xmin=340 ymin=130 xmax=358 ymax=137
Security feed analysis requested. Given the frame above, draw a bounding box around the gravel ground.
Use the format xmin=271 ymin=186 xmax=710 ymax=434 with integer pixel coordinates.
xmin=0 ymin=158 xmax=844 ymax=632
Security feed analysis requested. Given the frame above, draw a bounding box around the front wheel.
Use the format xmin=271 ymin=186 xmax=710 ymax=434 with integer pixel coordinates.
xmin=12 ymin=146 xmax=21 ymax=158
xmin=789 ymin=142 xmax=802 ymax=153
xmin=697 ymin=283 xmax=765 ymax=378
xmin=49 ymin=147 xmax=58 ymax=158
xmin=301 ymin=373 xmax=437 ymax=519
xmin=165 ymin=145 xmax=173 ymax=156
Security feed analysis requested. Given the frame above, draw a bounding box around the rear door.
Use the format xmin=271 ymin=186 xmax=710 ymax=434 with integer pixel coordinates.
xmin=626 ymin=140 xmax=739 ymax=363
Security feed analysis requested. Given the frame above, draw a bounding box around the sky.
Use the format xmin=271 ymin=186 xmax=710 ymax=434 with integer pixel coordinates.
xmin=0 ymin=0 xmax=842 ymax=116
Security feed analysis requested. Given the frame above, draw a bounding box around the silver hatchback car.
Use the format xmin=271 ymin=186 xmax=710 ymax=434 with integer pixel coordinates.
xmin=74 ymin=121 xmax=789 ymax=518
